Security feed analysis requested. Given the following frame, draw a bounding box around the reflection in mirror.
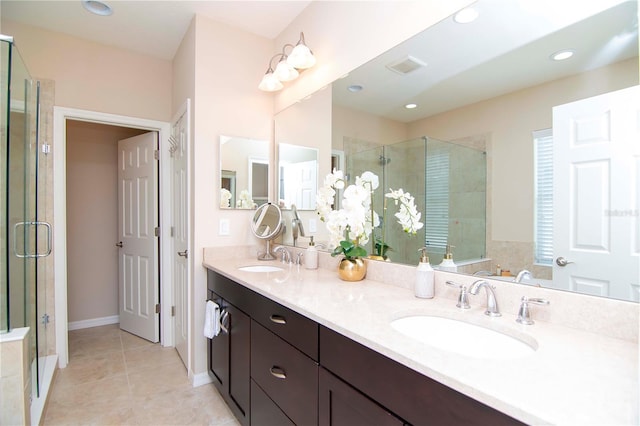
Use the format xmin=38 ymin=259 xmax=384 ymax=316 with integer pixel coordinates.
xmin=278 ymin=0 xmax=638 ymax=301
xmin=278 ymin=143 xmax=318 ymax=210
xmin=346 ymin=136 xmax=486 ymax=266
xmin=251 ymin=203 xmax=284 ymax=260
xmin=219 ymin=135 xmax=269 ymax=209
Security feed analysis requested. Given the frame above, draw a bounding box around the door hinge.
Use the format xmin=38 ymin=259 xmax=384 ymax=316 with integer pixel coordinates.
xmin=154 ymin=150 xmax=159 ymax=160
xmin=155 ymin=303 xmax=160 ymax=314
xmin=154 ymin=226 xmax=160 ymax=237
xmin=170 ymin=226 xmax=174 ymax=237
xmin=171 ymin=306 xmax=176 ymax=317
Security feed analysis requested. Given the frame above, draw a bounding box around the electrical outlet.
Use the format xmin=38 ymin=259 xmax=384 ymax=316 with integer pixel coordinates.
xmin=219 ymin=219 xmax=230 ymax=236
xmin=309 ymin=218 xmax=317 ymax=233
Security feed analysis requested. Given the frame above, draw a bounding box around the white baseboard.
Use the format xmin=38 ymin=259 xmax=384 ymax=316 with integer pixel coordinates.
xmin=191 ymin=371 xmax=213 ymax=387
xmin=68 ymin=315 xmax=119 ymax=331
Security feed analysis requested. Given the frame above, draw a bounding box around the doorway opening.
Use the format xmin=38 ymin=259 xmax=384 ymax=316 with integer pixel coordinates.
xmin=53 ymin=107 xmax=173 ymax=369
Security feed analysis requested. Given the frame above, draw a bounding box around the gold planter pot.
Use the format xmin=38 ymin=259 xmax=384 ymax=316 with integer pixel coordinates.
xmin=338 ymin=258 xmax=367 ymax=282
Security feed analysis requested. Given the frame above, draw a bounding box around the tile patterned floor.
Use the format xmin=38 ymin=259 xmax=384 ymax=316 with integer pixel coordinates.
xmin=42 ymin=324 xmax=240 ymax=426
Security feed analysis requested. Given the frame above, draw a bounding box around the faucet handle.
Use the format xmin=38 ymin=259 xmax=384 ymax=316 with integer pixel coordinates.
xmin=445 ymin=281 xmax=471 ymax=310
xmin=516 ymin=296 xmax=550 ymax=325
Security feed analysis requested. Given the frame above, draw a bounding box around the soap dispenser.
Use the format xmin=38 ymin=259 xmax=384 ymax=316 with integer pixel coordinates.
xmin=438 ymin=244 xmax=458 ymax=272
xmin=415 ymin=247 xmax=435 ymax=299
xmin=304 ymin=236 xmax=318 ymax=270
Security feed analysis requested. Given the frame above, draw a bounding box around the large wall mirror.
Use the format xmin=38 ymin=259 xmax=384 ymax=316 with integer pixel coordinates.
xmin=219 ymin=135 xmax=269 ymax=209
xmin=276 ymin=0 xmax=639 ymax=302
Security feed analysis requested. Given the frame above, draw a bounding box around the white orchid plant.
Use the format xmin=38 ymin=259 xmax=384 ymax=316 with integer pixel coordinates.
xmin=220 ymin=188 xmax=232 ymax=208
xmin=317 ymin=169 xmax=423 ymax=261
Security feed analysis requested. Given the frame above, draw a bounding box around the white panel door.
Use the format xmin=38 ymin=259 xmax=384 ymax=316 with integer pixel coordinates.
xmin=117 ymin=132 xmax=159 ymax=341
xmin=282 ymin=160 xmax=318 ymax=209
xmin=171 ymin=112 xmax=189 ymax=367
xmin=553 ymin=85 xmax=640 ymax=301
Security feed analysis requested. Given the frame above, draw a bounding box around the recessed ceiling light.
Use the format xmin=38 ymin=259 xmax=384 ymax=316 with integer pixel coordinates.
xmin=82 ymin=0 xmax=113 ymax=16
xmin=405 ymin=103 xmax=417 ymax=109
xmin=454 ymin=7 xmax=479 ymax=24
xmin=347 ymin=85 xmax=363 ymax=93
xmin=551 ymin=49 xmax=575 ymax=61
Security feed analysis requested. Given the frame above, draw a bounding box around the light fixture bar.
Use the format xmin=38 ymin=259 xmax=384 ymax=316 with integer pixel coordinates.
xmin=259 ymin=32 xmax=316 ymax=92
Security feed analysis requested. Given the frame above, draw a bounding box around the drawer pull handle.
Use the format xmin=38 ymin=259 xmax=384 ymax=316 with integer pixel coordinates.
xmin=270 ymin=366 xmax=287 ymax=380
xmin=269 ymin=314 xmax=287 ymax=325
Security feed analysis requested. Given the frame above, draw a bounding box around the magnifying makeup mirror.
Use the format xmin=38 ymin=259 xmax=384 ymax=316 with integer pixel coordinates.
xmin=251 ymin=203 xmax=284 ymax=260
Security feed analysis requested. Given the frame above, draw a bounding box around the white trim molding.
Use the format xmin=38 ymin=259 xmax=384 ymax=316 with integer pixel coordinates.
xmin=53 ymin=106 xmax=172 ymax=368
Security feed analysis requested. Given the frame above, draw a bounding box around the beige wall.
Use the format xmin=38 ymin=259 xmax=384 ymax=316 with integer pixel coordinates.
xmin=1 ymin=20 xmax=172 ymax=122
xmin=276 ymin=87 xmax=332 ymax=246
xmin=66 ymin=120 xmax=146 ymax=323
xmin=181 ymin=15 xmax=275 ymax=376
xmin=332 ymin=105 xmax=408 ymax=153
xmin=408 ymin=58 xmax=638 ymax=243
xmin=185 ymin=2 xmax=473 ymax=377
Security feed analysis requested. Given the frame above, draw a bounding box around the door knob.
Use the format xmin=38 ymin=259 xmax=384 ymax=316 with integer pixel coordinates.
xmin=115 ymin=241 xmax=123 ymax=248
xmin=178 ymin=250 xmax=188 ymax=258
xmin=555 ymin=257 xmax=573 ymax=267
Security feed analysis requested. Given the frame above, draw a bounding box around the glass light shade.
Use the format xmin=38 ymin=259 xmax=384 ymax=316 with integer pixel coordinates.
xmin=258 ymin=71 xmax=283 ymax=92
xmin=274 ymin=59 xmax=299 ymax=82
xmin=287 ymin=44 xmax=316 ymax=69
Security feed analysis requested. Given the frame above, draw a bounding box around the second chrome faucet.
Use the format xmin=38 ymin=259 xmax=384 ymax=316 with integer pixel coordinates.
xmin=469 ymin=280 xmax=501 ymax=317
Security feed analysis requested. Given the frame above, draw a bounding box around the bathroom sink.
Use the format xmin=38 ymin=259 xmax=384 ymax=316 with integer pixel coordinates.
xmin=238 ymin=265 xmax=284 ymax=273
xmin=390 ymin=316 xmax=535 ymax=359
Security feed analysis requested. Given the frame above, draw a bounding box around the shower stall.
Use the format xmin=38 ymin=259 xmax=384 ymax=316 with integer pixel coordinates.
xmin=1 ymin=35 xmax=53 ymax=424
xmin=346 ymin=136 xmax=486 ymax=266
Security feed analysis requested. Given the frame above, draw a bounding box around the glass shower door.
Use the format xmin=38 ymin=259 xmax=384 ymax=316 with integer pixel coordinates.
xmin=4 ymin=38 xmax=47 ymax=397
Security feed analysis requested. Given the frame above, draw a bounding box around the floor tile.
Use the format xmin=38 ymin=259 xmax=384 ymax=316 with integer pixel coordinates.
xmin=43 ymin=324 xmax=239 ymax=426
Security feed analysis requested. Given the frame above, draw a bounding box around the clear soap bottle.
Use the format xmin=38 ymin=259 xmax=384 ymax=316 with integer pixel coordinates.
xmin=304 ymin=236 xmax=318 ymax=270
xmin=415 ymin=247 xmax=434 ymax=299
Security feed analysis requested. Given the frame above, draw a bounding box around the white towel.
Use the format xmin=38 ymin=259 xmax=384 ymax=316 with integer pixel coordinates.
xmin=204 ymin=300 xmax=220 ymax=339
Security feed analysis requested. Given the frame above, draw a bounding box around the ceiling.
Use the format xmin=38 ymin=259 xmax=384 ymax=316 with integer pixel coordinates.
xmin=332 ymin=0 xmax=639 ymax=122
xmin=1 ymin=0 xmax=312 ymax=60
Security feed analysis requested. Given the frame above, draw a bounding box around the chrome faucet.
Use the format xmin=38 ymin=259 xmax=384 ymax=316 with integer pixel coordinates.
xmin=469 ymin=280 xmax=501 ymax=317
xmin=273 ymin=246 xmax=291 ymax=264
xmin=513 ymin=269 xmax=532 ymax=283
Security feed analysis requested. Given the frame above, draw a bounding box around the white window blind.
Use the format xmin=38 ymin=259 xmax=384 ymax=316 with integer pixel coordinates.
xmin=534 ymin=129 xmax=553 ymax=265
xmin=425 ymin=150 xmax=449 ymax=252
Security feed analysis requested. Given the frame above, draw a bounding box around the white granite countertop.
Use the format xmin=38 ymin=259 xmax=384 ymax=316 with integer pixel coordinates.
xmin=203 ymin=255 xmax=638 ymax=425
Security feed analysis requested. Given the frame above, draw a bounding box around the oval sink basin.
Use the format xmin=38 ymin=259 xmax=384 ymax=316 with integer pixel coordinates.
xmin=238 ymin=265 xmax=284 ymax=273
xmin=390 ymin=316 xmax=534 ymax=360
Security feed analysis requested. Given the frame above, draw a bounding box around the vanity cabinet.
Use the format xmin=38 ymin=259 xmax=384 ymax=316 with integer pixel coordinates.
xmin=206 ymin=269 xmax=523 ymax=426
xmin=319 ymin=367 xmax=404 ymax=426
xmin=207 ymin=289 xmax=251 ymax=426
xmin=320 ymin=326 xmax=523 ymax=426
xmin=251 ymin=320 xmax=319 ymax=425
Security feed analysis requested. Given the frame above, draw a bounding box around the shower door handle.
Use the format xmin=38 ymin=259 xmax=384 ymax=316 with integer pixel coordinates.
xmin=12 ymin=221 xmax=52 ymax=258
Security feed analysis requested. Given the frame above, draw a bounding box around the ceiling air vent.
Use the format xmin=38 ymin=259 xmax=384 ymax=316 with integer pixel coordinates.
xmin=386 ymin=55 xmax=427 ymax=75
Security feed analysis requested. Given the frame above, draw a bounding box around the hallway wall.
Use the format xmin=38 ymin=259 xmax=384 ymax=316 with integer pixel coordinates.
xmin=66 ymin=120 xmax=146 ymax=324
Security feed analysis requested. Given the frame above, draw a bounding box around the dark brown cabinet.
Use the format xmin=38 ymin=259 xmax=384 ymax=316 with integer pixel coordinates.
xmin=319 ymin=367 xmax=403 ymax=426
xmin=207 ymin=289 xmax=250 ymax=425
xmin=206 ymin=269 xmax=523 ymax=426
xmin=251 ymin=320 xmax=318 ymax=425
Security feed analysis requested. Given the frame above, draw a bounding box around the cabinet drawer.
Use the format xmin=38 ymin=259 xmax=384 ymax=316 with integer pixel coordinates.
xmin=320 ymin=326 xmax=523 ymax=426
xmin=251 ymin=379 xmax=295 ymax=426
xmin=250 ymin=291 xmax=319 ymax=360
xmin=251 ymin=320 xmax=318 ymax=426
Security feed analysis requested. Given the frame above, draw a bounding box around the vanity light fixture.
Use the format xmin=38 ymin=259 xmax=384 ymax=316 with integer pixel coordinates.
xmin=551 ymin=49 xmax=575 ymax=61
xmin=454 ymin=7 xmax=479 ymax=24
xmin=81 ymin=0 xmax=113 ymax=16
xmin=259 ymin=32 xmax=316 ymax=92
